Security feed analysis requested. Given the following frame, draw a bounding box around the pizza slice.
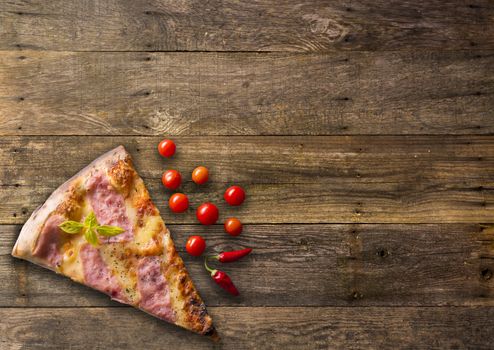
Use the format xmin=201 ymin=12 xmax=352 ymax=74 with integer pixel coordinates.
xmin=12 ymin=145 xmax=217 ymax=338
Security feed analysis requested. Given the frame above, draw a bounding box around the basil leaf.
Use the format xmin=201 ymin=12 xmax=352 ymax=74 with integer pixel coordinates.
xmin=84 ymin=228 xmax=99 ymax=246
xmin=84 ymin=212 xmax=98 ymax=228
xmin=58 ymin=221 xmax=84 ymax=234
xmin=96 ymin=225 xmax=125 ymax=237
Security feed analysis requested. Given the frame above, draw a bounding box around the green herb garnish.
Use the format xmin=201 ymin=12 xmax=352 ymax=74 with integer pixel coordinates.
xmin=59 ymin=211 xmax=124 ymax=246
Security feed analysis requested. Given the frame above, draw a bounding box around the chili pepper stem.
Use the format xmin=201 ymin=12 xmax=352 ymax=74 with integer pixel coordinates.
xmin=204 ymin=257 xmax=217 ymax=276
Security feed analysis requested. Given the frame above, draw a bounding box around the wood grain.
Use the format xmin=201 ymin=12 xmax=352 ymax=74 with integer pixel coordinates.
xmin=1 ymin=0 xmax=493 ymax=52
xmin=1 ymin=136 xmax=493 ymax=224
xmin=3 ymin=224 xmax=494 ymax=307
xmin=1 ymin=306 xmax=493 ymax=349
xmin=0 ymin=50 xmax=493 ymax=136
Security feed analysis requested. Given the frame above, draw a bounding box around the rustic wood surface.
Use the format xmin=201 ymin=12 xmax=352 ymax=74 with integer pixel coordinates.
xmin=1 ymin=0 xmax=493 ymax=349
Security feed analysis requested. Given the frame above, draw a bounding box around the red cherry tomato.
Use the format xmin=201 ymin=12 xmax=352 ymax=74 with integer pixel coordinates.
xmin=186 ymin=235 xmax=206 ymax=256
xmin=158 ymin=139 xmax=176 ymax=158
xmin=224 ymin=217 xmax=243 ymax=236
xmin=192 ymin=166 xmax=209 ymax=185
xmin=224 ymin=186 xmax=246 ymax=206
xmin=162 ymin=170 xmax=182 ymax=190
xmin=196 ymin=203 xmax=219 ymax=225
xmin=169 ymin=193 xmax=189 ymax=213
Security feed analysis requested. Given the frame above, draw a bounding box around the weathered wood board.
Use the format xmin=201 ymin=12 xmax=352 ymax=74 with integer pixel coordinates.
xmin=2 ymin=224 xmax=494 ymax=308
xmin=2 ymin=307 xmax=494 ymax=349
xmin=0 ymin=51 xmax=493 ymax=136
xmin=1 ymin=136 xmax=493 ymax=224
xmin=1 ymin=0 xmax=493 ymax=52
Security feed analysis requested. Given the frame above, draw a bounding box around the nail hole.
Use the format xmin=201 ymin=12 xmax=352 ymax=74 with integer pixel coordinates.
xmin=18 ymin=56 xmax=26 ymax=60
xmin=377 ymin=248 xmax=389 ymax=258
xmin=18 ymin=126 xmax=22 ymax=130
xmin=13 ymin=213 xmax=17 ymax=217
xmin=345 ymin=7 xmax=352 ymax=12
xmin=18 ymin=97 xmax=25 ymax=101
xmin=14 ymin=184 xmax=20 ymax=188
xmin=145 ymin=57 xmax=152 ymax=61
xmin=480 ymin=268 xmax=492 ymax=280
xmin=470 ymin=41 xmax=477 ymax=47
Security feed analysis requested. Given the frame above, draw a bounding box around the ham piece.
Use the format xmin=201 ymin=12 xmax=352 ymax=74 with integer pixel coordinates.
xmin=86 ymin=171 xmax=133 ymax=242
xmin=32 ymin=214 xmax=65 ymax=268
xmin=79 ymin=243 xmax=127 ymax=303
xmin=137 ymin=256 xmax=176 ymax=322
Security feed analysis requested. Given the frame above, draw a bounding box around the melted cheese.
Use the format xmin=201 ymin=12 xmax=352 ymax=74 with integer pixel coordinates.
xmin=58 ymin=201 xmax=93 ymax=282
xmin=99 ymin=244 xmax=139 ymax=304
xmin=59 ymin=235 xmax=86 ymax=282
xmin=135 ymin=215 xmax=162 ymax=246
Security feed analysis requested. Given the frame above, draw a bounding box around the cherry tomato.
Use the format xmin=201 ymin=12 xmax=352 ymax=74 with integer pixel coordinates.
xmin=196 ymin=203 xmax=219 ymax=225
xmin=158 ymin=139 xmax=176 ymax=158
xmin=162 ymin=170 xmax=182 ymax=190
xmin=169 ymin=193 xmax=189 ymax=213
xmin=224 ymin=217 xmax=243 ymax=236
xmin=192 ymin=166 xmax=209 ymax=185
xmin=224 ymin=186 xmax=246 ymax=206
xmin=186 ymin=235 xmax=206 ymax=256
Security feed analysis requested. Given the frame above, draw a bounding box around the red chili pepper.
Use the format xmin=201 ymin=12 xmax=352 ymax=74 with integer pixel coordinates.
xmin=204 ymin=259 xmax=239 ymax=296
xmin=211 ymin=248 xmax=252 ymax=263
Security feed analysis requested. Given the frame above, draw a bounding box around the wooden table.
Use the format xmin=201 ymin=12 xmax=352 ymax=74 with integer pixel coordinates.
xmin=1 ymin=1 xmax=494 ymax=349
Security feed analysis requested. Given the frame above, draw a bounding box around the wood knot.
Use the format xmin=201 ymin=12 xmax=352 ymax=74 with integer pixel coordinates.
xmin=302 ymin=14 xmax=346 ymax=41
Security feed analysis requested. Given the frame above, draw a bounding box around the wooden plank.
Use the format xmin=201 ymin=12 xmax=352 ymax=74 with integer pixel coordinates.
xmin=2 ymin=224 xmax=494 ymax=307
xmin=0 ymin=50 xmax=493 ymax=136
xmin=1 ymin=306 xmax=493 ymax=349
xmin=1 ymin=1 xmax=493 ymax=52
xmin=1 ymin=136 xmax=494 ymax=224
